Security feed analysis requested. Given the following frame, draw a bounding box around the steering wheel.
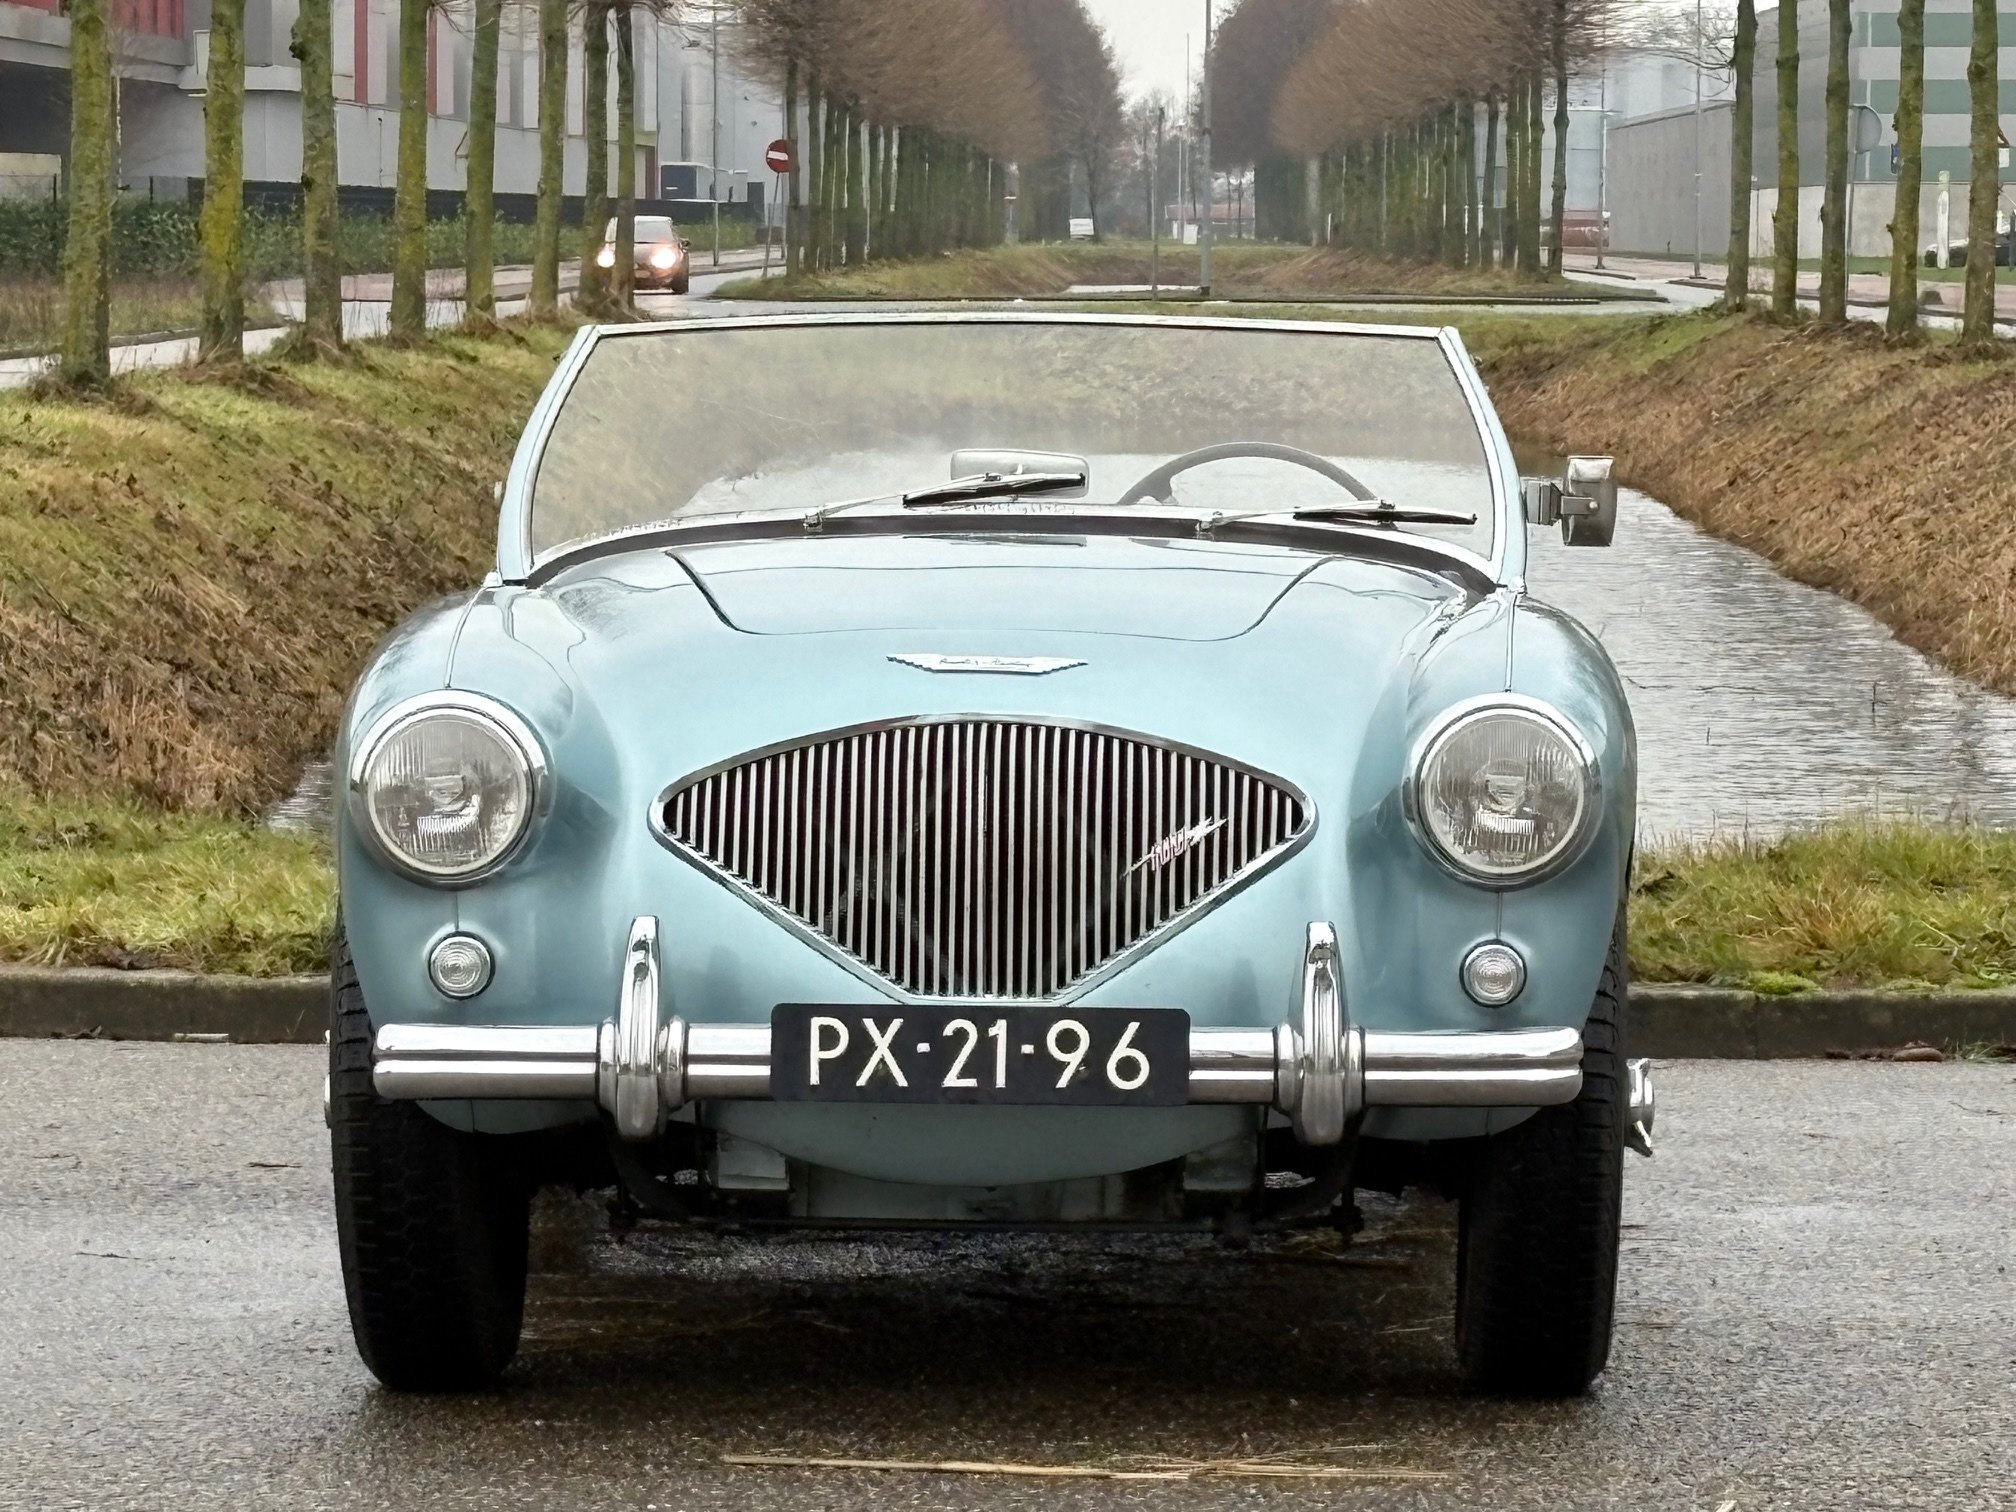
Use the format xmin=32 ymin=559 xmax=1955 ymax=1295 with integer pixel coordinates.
xmin=1115 ymin=441 xmax=1380 ymax=508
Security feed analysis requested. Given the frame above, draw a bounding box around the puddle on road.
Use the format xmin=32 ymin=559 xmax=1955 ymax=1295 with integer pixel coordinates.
xmin=269 ymin=487 xmax=2016 ymax=842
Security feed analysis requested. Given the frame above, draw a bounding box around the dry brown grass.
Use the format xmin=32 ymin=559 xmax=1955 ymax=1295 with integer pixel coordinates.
xmin=0 ymin=324 xmax=574 ymax=814
xmin=1473 ymin=312 xmax=2016 ymax=696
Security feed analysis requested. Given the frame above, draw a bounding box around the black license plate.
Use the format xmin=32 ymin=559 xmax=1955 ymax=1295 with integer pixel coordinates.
xmin=771 ymin=1004 xmax=1190 ymax=1107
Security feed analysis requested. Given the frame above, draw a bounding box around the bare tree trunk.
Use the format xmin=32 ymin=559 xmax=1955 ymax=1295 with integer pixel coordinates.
xmin=1522 ymin=71 xmax=1544 ymax=276
xmin=870 ymin=120 xmax=886 ymax=260
xmin=614 ymin=6 xmax=636 ymax=312
xmin=1725 ymin=0 xmax=1756 ymax=309
xmin=1481 ymin=91 xmax=1498 ymax=269
xmin=293 ymin=0 xmax=342 ymax=346
xmin=579 ymin=6 xmax=610 ymax=314
xmin=198 ymin=0 xmax=246 ymax=359
xmin=530 ymin=0 xmax=567 ymax=316
xmin=389 ymin=0 xmax=429 ymax=339
xmin=803 ymin=76 xmax=824 ymax=272
xmin=1962 ymin=0 xmax=1999 ymax=341
xmin=1548 ymin=0 xmax=1569 ymax=276
xmin=783 ymin=58 xmax=800 ymax=275
xmin=845 ymin=101 xmax=866 ymax=264
xmin=1771 ymin=0 xmax=1800 ymax=316
xmin=59 ymin=0 xmax=112 ymax=384
xmin=463 ymin=0 xmax=502 ymax=323
xmin=1886 ymin=0 xmax=1925 ymax=334
xmin=1817 ymin=0 xmax=1850 ymax=322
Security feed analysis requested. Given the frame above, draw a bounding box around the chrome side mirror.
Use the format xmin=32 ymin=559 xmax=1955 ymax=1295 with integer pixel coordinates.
xmin=1522 ymin=457 xmax=1618 ymax=547
xmin=1561 ymin=455 xmax=1617 ymax=548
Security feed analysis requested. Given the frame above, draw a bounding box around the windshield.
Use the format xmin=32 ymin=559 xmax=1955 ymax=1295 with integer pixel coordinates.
xmin=604 ymin=216 xmax=677 ymax=242
xmin=527 ymin=318 xmax=1500 ymax=567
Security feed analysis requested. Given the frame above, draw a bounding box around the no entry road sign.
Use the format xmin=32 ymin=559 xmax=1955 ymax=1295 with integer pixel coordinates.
xmin=765 ymin=139 xmax=795 ymax=175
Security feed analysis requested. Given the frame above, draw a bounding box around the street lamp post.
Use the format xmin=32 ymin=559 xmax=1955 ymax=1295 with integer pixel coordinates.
xmin=710 ymin=6 xmax=721 ymax=268
xmin=1199 ymin=0 xmax=1214 ymax=295
xmin=1152 ymin=106 xmax=1164 ymax=294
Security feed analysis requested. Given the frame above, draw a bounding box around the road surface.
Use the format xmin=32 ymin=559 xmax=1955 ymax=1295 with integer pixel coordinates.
xmin=1 ymin=1042 xmax=2011 ymax=1509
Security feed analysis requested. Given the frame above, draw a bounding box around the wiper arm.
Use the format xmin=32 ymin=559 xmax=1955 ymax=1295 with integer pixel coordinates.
xmin=901 ymin=471 xmax=1089 ymax=509
xmin=801 ymin=470 xmax=1090 ymax=532
xmin=1194 ymin=500 xmax=1477 ymax=535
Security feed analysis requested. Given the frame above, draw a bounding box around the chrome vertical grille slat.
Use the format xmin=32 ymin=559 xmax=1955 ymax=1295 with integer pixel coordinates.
xmin=658 ymin=718 xmax=1310 ymax=1002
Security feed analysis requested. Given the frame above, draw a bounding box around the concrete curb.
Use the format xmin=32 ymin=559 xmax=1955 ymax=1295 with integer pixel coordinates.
xmin=3 ymin=967 xmax=2013 ymax=1058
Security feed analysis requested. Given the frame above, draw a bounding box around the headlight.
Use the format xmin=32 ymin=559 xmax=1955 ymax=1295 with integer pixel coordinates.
xmin=596 ymin=245 xmax=614 ymax=268
xmin=349 ymin=694 xmax=545 ymax=884
xmin=1407 ymin=698 xmax=1597 ymax=885
xmin=650 ymin=246 xmax=677 ymax=270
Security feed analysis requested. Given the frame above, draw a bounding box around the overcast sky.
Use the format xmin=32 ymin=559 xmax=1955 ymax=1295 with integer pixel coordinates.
xmin=1080 ymin=0 xmax=1205 ymax=105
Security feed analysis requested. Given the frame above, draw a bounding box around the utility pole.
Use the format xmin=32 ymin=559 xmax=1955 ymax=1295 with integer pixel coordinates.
xmin=1596 ymin=46 xmax=1609 ymax=268
xmin=1200 ymin=0 xmax=1214 ymax=295
xmin=1181 ymin=35 xmax=1191 ymax=242
xmin=1692 ymin=0 xmax=1704 ymax=278
xmin=1152 ymin=105 xmax=1164 ymax=294
xmin=710 ymin=4 xmax=721 ymax=268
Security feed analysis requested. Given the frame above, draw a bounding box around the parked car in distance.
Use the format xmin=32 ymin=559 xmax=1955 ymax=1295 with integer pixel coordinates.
xmin=597 ymin=215 xmax=691 ymax=292
xmin=329 ymin=312 xmax=1653 ymax=1399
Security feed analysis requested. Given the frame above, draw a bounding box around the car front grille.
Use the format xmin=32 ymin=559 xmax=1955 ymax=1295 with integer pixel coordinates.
xmin=657 ymin=718 xmax=1311 ymax=1000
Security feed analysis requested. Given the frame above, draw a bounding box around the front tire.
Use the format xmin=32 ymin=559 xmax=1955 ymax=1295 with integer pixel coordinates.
xmin=1453 ymin=910 xmax=1627 ymax=1396
xmin=330 ymin=922 xmax=531 ymax=1391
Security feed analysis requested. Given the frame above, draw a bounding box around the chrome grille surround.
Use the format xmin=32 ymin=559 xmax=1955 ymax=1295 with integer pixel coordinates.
xmin=651 ymin=716 xmax=1314 ymax=1003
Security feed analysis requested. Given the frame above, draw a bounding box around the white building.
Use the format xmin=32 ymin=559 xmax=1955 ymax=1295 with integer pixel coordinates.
xmin=0 ymin=0 xmax=784 ymax=216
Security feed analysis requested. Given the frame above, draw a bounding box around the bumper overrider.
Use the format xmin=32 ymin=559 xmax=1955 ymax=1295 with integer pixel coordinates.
xmin=370 ymin=918 xmax=1637 ymax=1148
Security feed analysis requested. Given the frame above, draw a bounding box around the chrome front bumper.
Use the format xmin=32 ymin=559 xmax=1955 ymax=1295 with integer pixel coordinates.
xmin=372 ymin=918 xmax=1588 ymax=1145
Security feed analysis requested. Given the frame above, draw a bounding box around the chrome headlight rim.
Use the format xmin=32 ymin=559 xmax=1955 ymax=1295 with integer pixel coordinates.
xmin=1402 ymin=693 xmax=1600 ymax=889
xmin=345 ymin=691 xmax=549 ymax=887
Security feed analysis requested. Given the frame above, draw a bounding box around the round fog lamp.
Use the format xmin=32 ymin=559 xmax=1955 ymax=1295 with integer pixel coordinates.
xmin=1461 ymin=942 xmax=1526 ymax=1007
xmin=428 ymin=934 xmax=494 ymax=999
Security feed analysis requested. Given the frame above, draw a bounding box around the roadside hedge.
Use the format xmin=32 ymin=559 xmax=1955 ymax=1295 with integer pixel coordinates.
xmin=0 ymin=197 xmax=544 ymax=280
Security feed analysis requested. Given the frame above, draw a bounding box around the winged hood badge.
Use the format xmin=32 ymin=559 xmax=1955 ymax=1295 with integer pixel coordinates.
xmin=888 ymin=654 xmax=1088 ymax=676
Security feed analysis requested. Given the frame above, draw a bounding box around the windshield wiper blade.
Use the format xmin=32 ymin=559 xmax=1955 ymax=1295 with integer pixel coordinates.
xmin=1290 ymin=503 xmax=1477 ymax=527
xmin=901 ymin=470 xmax=1088 ymax=509
xmin=1191 ymin=500 xmax=1478 ymax=537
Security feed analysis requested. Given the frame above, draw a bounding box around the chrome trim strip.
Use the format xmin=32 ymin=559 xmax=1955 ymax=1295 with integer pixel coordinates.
xmin=648 ymin=714 xmax=1317 ymax=1006
xmin=1435 ymin=323 xmax=1522 ymax=590
xmin=344 ymin=690 xmax=551 ymax=888
xmin=1398 ymin=693 xmax=1603 ymax=890
xmin=370 ymin=1022 xmax=1582 ymax=1120
xmin=498 ymin=322 xmax=601 ymax=583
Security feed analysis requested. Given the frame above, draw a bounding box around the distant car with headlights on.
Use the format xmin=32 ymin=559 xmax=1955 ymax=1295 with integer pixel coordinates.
xmin=329 ymin=312 xmax=1653 ymax=1398
xmin=596 ymin=215 xmax=690 ymax=293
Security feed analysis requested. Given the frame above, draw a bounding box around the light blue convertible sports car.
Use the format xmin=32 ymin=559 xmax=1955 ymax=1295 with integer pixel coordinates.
xmin=328 ymin=312 xmax=1652 ymax=1396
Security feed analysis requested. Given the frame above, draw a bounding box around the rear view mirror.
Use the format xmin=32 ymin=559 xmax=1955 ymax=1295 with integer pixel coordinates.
xmin=949 ymin=449 xmax=1090 ymax=498
xmin=1523 ymin=459 xmax=1617 ymax=546
xmin=1561 ymin=455 xmax=1617 ymax=548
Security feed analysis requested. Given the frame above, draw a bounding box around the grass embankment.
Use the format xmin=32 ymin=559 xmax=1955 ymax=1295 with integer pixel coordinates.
xmin=1466 ymin=310 xmax=2016 ymax=697
xmin=4 ymin=799 xmax=2012 ymax=988
xmin=716 ymin=241 xmax=1550 ymax=301
xmin=0 ymin=323 xmax=573 ymax=811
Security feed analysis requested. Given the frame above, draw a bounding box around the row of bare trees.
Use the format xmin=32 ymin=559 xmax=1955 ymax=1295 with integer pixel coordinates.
xmin=1216 ymin=0 xmax=2004 ymax=341
xmin=734 ymin=0 xmax=1120 ymax=267
xmin=56 ymin=0 xmax=1116 ymax=384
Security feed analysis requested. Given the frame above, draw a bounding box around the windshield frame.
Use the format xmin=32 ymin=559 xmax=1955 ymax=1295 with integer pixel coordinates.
xmin=496 ymin=312 xmax=1523 ymax=588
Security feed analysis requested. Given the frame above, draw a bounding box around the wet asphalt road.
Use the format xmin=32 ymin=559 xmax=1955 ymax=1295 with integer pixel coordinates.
xmin=2 ymin=1044 xmax=2012 ymax=1511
